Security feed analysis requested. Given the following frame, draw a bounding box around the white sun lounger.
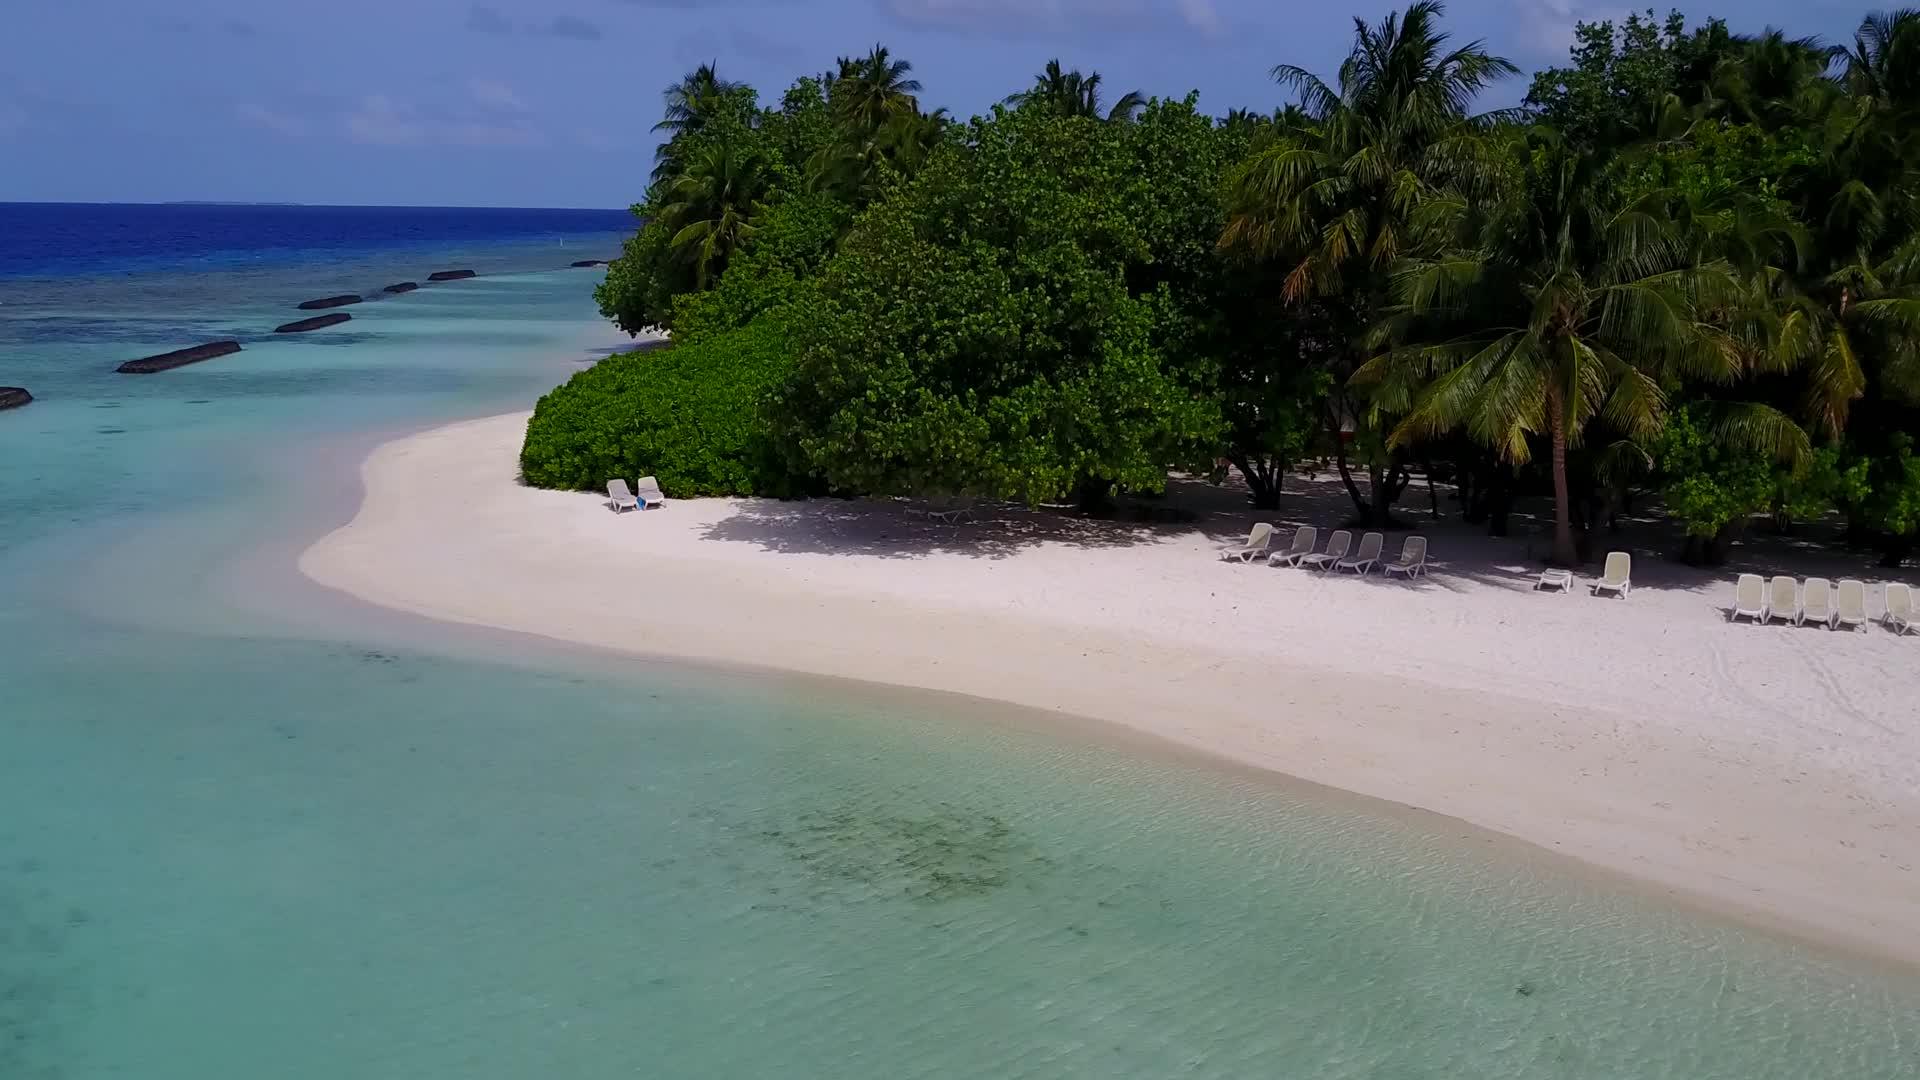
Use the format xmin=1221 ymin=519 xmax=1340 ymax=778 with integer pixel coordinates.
xmin=1800 ymin=577 xmax=1834 ymax=628
xmin=1766 ymin=576 xmax=1800 ymax=625
xmin=1382 ymin=536 xmax=1427 ymax=578
xmin=607 ymin=478 xmax=639 ymax=513
xmin=1301 ymin=529 xmax=1351 ymax=571
xmin=1268 ymin=526 xmax=1318 ymax=567
xmin=1884 ymin=583 xmax=1916 ymax=635
xmin=1535 ymin=567 xmax=1574 ymax=592
xmin=1336 ymin=531 xmax=1385 ymax=574
xmin=1591 ymin=551 xmax=1632 ymax=597
xmin=635 ymin=475 xmax=667 ymax=509
xmin=1220 ymin=522 xmax=1274 ymax=563
xmin=1833 ymin=579 xmax=1868 ymax=632
xmin=1729 ymin=574 xmax=1767 ymax=623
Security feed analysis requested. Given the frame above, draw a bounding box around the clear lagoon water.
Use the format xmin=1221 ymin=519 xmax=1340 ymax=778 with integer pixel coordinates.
xmin=2 ymin=205 xmax=1918 ymax=1078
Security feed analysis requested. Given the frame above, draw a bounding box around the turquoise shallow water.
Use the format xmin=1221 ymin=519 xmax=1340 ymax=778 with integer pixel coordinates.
xmin=3 ymin=235 xmax=1919 ymax=1078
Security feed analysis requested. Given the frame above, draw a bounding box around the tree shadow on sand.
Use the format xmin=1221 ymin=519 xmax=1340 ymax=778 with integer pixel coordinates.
xmin=698 ymin=467 xmax=1920 ymax=615
xmin=698 ymin=477 xmax=1267 ymax=560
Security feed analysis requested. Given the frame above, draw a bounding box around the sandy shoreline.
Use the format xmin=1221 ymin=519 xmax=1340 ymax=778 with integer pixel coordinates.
xmin=302 ymin=410 xmax=1920 ymax=966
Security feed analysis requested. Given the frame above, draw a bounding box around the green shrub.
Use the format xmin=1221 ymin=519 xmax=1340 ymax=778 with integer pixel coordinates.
xmin=520 ymin=317 xmax=804 ymax=497
xmin=671 ymin=193 xmax=847 ymax=346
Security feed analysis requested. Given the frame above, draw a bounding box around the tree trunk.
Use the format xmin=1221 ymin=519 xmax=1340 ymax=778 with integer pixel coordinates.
xmin=1074 ymin=475 xmax=1115 ymax=516
xmin=1487 ymin=475 xmax=1513 ymax=537
xmin=1329 ymin=414 xmax=1367 ymax=520
xmin=1366 ymin=460 xmax=1386 ymax=525
xmin=1547 ymin=394 xmax=1578 ymax=566
xmin=1229 ymin=456 xmax=1283 ymax=510
xmin=1420 ymin=453 xmax=1441 ymax=519
xmin=1880 ymin=534 xmax=1914 ymax=568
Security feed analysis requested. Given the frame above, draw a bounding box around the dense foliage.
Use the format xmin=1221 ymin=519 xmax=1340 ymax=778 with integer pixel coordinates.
xmin=520 ymin=317 xmax=798 ymax=497
xmin=771 ymin=102 xmax=1225 ymax=503
xmin=549 ymin=2 xmax=1920 ymax=567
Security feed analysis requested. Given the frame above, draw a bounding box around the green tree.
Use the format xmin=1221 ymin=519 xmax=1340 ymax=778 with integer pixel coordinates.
xmin=1648 ymin=402 xmax=1812 ymax=563
xmin=1362 ymin=134 xmax=1752 ymax=565
xmin=1761 ymin=10 xmax=1920 ymax=438
xmin=651 ymin=63 xmax=756 ymax=183
xmin=1222 ymin=0 xmax=1517 ymax=523
xmin=670 ymin=192 xmax=849 ymax=344
xmin=656 ymin=133 xmax=778 ymax=289
xmin=770 ymin=106 xmax=1220 ymax=503
xmin=762 ymin=76 xmax=837 ymax=175
xmin=1005 ymin=60 xmax=1146 ymax=122
xmin=522 ymin=314 xmax=806 ymax=498
xmin=1843 ymin=8 xmax=1920 ymax=112
xmin=830 ymin=44 xmax=922 ymax=133
xmin=654 ymin=62 xmax=747 ymax=137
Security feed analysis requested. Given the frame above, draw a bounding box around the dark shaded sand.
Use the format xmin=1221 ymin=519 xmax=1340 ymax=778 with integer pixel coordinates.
xmin=428 ymin=269 xmax=476 ymax=282
xmin=297 ymin=294 xmax=363 ymax=310
xmin=275 ymin=312 xmax=353 ymax=334
xmin=383 ymin=282 xmax=419 ymax=294
xmin=0 ymin=387 xmax=32 ymax=410
xmin=117 ymin=341 xmax=243 ymax=374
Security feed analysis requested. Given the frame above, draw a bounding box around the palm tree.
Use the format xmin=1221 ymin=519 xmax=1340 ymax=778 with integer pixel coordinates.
xmin=1222 ymin=2 xmax=1516 ymax=295
xmin=1220 ymin=1 xmax=1517 ymax=522
xmin=1750 ymin=11 xmax=1920 ymax=437
xmin=654 ymin=62 xmax=745 ymax=137
xmin=1695 ymin=30 xmax=1841 ymax=128
xmin=652 ymin=63 xmax=752 ymax=185
xmin=1359 ymin=134 xmax=1752 ymax=565
xmin=1006 ymin=60 xmax=1145 ymax=122
xmin=656 ymin=138 xmax=775 ymax=289
xmin=809 ymin=107 xmax=948 ymax=206
xmin=831 ymin=44 xmax=922 ymax=134
xmin=1843 ymin=8 xmax=1920 ymax=113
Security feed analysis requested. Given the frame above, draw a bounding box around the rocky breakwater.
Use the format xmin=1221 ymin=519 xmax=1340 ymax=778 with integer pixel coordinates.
xmin=275 ymin=312 xmax=352 ymax=334
xmin=297 ymin=294 xmax=363 ymax=310
xmin=427 ymin=269 xmax=476 ymax=282
xmin=117 ymin=341 xmax=243 ymax=374
xmin=382 ymin=281 xmax=419 ymax=294
xmin=0 ymin=387 xmax=32 ymax=410
xmin=569 ymin=259 xmax=607 ymax=267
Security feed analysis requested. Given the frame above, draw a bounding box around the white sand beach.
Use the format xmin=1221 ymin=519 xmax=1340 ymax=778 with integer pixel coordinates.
xmin=303 ymin=410 xmax=1920 ymax=964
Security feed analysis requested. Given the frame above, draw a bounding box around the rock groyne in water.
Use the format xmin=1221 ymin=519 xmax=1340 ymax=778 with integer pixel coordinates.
xmin=297 ymin=294 xmax=363 ymax=310
xmin=428 ymin=269 xmax=476 ymax=282
xmin=275 ymin=312 xmax=353 ymax=334
xmin=383 ymin=281 xmax=419 ymax=294
xmin=570 ymin=259 xmax=606 ymax=267
xmin=117 ymin=341 xmax=243 ymax=374
xmin=0 ymin=387 xmax=32 ymax=410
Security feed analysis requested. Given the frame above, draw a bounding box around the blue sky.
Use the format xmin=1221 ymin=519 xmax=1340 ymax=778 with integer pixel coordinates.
xmin=0 ymin=0 xmax=1870 ymax=208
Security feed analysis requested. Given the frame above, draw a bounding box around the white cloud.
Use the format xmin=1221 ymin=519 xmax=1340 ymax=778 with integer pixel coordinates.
xmin=345 ymin=95 xmax=426 ymax=145
xmin=341 ymin=93 xmax=541 ymax=149
xmin=1175 ymin=0 xmax=1218 ymax=34
xmin=544 ymin=15 xmax=603 ymax=40
xmin=468 ymin=78 xmax=529 ymax=113
xmin=883 ymin=0 xmax=1202 ymax=36
xmin=234 ymin=102 xmax=306 ymax=137
xmin=447 ymin=122 xmax=544 ymax=148
xmin=1512 ymin=0 xmax=1629 ymax=58
xmin=466 ymin=3 xmax=513 ymax=33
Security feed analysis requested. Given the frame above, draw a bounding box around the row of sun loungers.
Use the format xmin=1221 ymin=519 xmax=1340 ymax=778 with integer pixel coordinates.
xmin=1731 ymin=574 xmax=1915 ymax=633
xmin=606 ymin=477 xmax=667 ymax=512
xmin=1222 ymin=525 xmax=1427 ymax=577
xmin=1222 ymin=525 xmax=1916 ymax=636
xmin=1532 ymin=552 xmax=1633 ymax=596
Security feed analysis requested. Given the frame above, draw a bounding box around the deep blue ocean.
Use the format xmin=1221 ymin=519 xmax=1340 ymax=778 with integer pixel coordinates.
xmin=0 ymin=202 xmax=634 ymax=279
xmin=4 ymin=204 xmax=1920 ymax=1078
